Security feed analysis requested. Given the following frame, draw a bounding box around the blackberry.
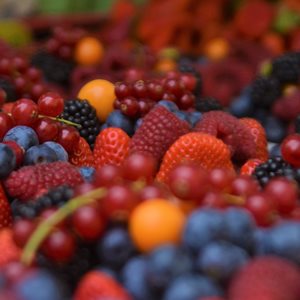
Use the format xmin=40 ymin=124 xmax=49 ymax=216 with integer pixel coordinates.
xmin=0 ymin=77 xmax=17 ymax=101
xmin=178 ymin=63 xmax=202 ymax=96
xmin=296 ymin=115 xmax=300 ymax=134
xmin=31 ymin=51 xmax=74 ymax=86
xmin=271 ymin=52 xmax=300 ymax=84
xmin=60 ymin=99 xmax=101 ymax=148
xmin=195 ymin=97 xmax=223 ymax=112
xmin=11 ymin=185 xmax=73 ymax=220
xmin=253 ymin=156 xmax=294 ymax=186
xmin=250 ymin=76 xmax=281 ymax=108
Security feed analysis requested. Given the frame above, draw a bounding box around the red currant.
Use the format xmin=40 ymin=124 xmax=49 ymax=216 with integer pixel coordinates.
xmin=13 ymin=77 xmax=27 ymax=94
xmin=178 ymin=92 xmax=196 ymax=110
xmin=180 ymin=73 xmax=197 ymax=91
xmin=34 ymin=117 xmax=59 ymax=143
xmin=133 ymin=80 xmax=148 ymax=98
xmin=281 ymin=134 xmax=300 ymax=167
xmin=114 ymin=82 xmax=132 ymax=99
xmin=0 ymin=88 xmax=6 ymax=106
xmin=120 ymin=97 xmax=139 ymax=117
xmin=57 ymin=125 xmax=80 ymax=153
xmin=230 ymin=175 xmax=260 ymax=197
xmin=93 ymin=165 xmax=123 ymax=187
xmin=164 ymin=79 xmax=184 ymax=98
xmin=147 ymin=81 xmax=163 ymax=101
xmin=202 ymin=191 xmax=227 ymax=209
xmin=208 ymin=168 xmax=235 ymax=192
xmin=11 ymin=98 xmax=39 ymax=126
xmin=38 ymin=92 xmax=64 ymax=117
xmin=74 ymin=183 xmax=95 ymax=196
xmin=0 ymin=58 xmax=12 ymax=75
xmin=26 ymin=68 xmax=41 ymax=82
xmin=0 ymin=112 xmax=13 ymax=139
xmin=30 ymin=83 xmax=47 ymax=100
xmin=162 ymin=92 xmax=177 ymax=102
xmin=12 ymin=219 xmax=36 ymax=247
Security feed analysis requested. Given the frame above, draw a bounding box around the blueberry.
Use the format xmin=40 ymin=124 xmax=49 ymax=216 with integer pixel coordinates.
xmin=97 ymin=227 xmax=135 ymax=269
xmin=223 ymin=207 xmax=256 ymax=251
xmin=254 ymin=228 xmax=271 ymax=255
xmin=3 ymin=126 xmax=38 ymax=151
xmin=196 ymin=241 xmax=249 ymax=281
xmin=24 ymin=144 xmax=58 ymax=165
xmin=100 ymin=123 xmax=109 ymax=131
xmin=122 ymin=256 xmax=155 ymax=300
xmin=253 ymin=109 xmax=269 ymax=124
xmin=188 ymin=111 xmax=202 ymax=127
xmin=267 ymin=222 xmax=300 ymax=264
xmin=183 ymin=209 xmax=226 ymax=253
xmin=43 ymin=141 xmax=68 ymax=161
xmin=14 ymin=270 xmax=65 ymax=300
xmin=163 ymin=274 xmax=223 ymax=300
xmin=146 ymin=245 xmax=193 ymax=291
xmin=134 ymin=118 xmax=143 ymax=132
xmin=269 ymin=143 xmax=282 ymax=158
xmin=157 ymin=100 xmax=179 ymax=112
xmin=106 ymin=110 xmax=134 ymax=136
xmin=0 ymin=143 xmax=16 ymax=178
xmin=79 ymin=167 xmax=96 ymax=182
xmin=174 ymin=111 xmax=190 ymax=123
xmin=229 ymin=94 xmax=254 ymax=117
xmin=263 ymin=116 xmax=286 ymax=143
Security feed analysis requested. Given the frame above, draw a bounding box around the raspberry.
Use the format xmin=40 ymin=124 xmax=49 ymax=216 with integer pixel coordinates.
xmin=69 ymin=137 xmax=95 ymax=168
xmin=0 ymin=183 xmax=11 ymax=229
xmin=194 ymin=111 xmax=256 ymax=163
xmin=156 ymin=132 xmax=234 ymax=183
xmin=4 ymin=162 xmax=83 ymax=201
xmin=130 ymin=106 xmax=190 ymax=162
xmin=229 ymin=256 xmax=300 ymax=300
xmin=0 ymin=229 xmax=21 ymax=267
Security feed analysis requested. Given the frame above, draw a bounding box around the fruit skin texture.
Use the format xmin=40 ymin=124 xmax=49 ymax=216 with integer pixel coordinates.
xmin=0 ymin=143 xmax=16 ymax=179
xmin=93 ymin=127 xmax=130 ymax=169
xmin=240 ymin=159 xmax=263 ymax=175
xmin=156 ymin=132 xmax=234 ymax=183
xmin=130 ymin=106 xmax=190 ymax=162
xmin=4 ymin=161 xmax=83 ymax=201
xmin=69 ymin=137 xmax=95 ymax=168
xmin=0 ymin=228 xmax=21 ymax=267
xmin=0 ymin=182 xmax=12 ymax=229
xmin=74 ymin=270 xmax=131 ymax=300
xmin=129 ymin=198 xmax=186 ymax=253
xmin=281 ymin=134 xmax=300 ymax=167
xmin=228 ymin=256 xmax=300 ymax=300
xmin=240 ymin=118 xmax=268 ymax=161
xmin=77 ymin=79 xmax=116 ymax=122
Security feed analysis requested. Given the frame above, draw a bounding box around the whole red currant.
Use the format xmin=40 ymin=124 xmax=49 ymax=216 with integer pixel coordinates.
xmin=34 ymin=117 xmax=59 ymax=143
xmin=56 ymin=125 xmax=80 ymax=153
xmin=0 ymin=112 xmax=13 ymax=139
xmin=11 ymin=98 xmax=39 ymax=126
xmin=281 ymin=134 xmax=300 ymax=167
xmin=38 ymin=92 xmax=64 ymax=117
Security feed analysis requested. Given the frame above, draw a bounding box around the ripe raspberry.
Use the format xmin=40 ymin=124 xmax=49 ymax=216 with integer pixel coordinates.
xmin=4 ymin=161 xmax=83 ymax=201
xmin=229 ymin=256 xmax=300 ymax=300
xmin=0 ymin=183 xmax=12 ymax=229
xmin=156 ymin=132 xmax=234 ymax=183
xmin=194 ymin=111 xmax=256 ymax=163
xmin=0 ymin=229 xmax=21 ymax=267
xmin=130 ymin=106 xmax=190 ymax=162
xmin=240 ymin=118 xmax=268 ymax=161
xmin=93 ymin=127 xmax=130 ymax=169
xmin=74 ymin=271 xmax=131 ymax=300
xmin=69 ymin=137 xmax=95 ymax=168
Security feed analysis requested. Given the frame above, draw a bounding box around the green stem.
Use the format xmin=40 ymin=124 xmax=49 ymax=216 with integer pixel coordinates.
xmin=39 ymin=115 xmax=82 ymax=129
xmin=21 ymin=187 xmax=106 ymax=266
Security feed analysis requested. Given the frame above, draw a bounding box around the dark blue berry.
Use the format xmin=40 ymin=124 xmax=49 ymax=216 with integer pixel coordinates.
xmin=188 ymin=111 xmax=202 ymax=127
xmin=79 ymin=167 xmax=96 ymax=182
xmin=157 ymin=100 xmax=179 ymax=112
xmin=264 ymin=116 xmax=287 ymax=143
xmin=43 ymin=142 xmax=68 ymax=161
xmin=24 ymin=144 xmax=58 ymax=165
xmin=106 ymin=110 xmax=134 ymax=136
xmin=229 ymin=94 xmax=254 ymax=117
xmin=0 ymin=143 xmax=16 ymax=178
xmin=174 ymin=111 xmax=190 ymax=123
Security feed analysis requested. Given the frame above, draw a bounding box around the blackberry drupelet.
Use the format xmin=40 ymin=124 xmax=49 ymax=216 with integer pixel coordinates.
xmin=195 ymin=97 xmax=223 ymax=112
xmin=295 ymin=115 xmax=300 ymax=134
xmin=271 ymin=52 xmax=300 ymax=84
xmin=250 ymin=76 xmax=281 ymax=109
xmin=31 ymin=51 xmax=74 ymax=86
xmin=60 ymin=99 xmax=101 ymax=148
xmin=178 ymin=63 xmax=202 ymax=96
xmin=253 ymin=156 xmax=294 ymax=186
xmin=0 ymin=77 xmax=17 ymax=101
xmin=11 ymin=185 xmax=73 ymax=220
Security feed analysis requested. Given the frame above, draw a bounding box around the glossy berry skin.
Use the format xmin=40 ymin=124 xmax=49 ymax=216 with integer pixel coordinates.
xmin=0 ymin=143 xmax=16 ymax=178
xmin=34 ymin=118 xmax=59 ymax=143
xmin=230 ymin=176 xmax=260 ymax=197
xmin=12 ymin=219 xmax=36 ymax=247
xmin=43 ymin=141 xmax=68 ymax=161
xmin=0 ymin=112 xmax=13 ymax=140
xmin=56 ymin=125 xmax=80 ymax=153
xmin=93 ymin=165 xmax=123 ymax=187
xmin=24 ymin=144 xmax=58 ymax=165
xmin=2 ymin=141 xmax=24 ymax=167
xmin=281 ymin=134 xmax=300 ymax=167
xmin=106 ymin=110 xmax=134 ymax=136
xmin=37 ymin=92 xmax=64 ymax=117
xmin=11 ymin=99 xmax=39 ymax=126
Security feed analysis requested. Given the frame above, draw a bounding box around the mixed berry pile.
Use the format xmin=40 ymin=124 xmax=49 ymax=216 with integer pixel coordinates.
xmin=1 ymin=0 xmax=300 ymax=299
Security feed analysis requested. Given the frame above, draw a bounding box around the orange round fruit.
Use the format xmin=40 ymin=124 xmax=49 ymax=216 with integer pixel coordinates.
xmin=74 ymin=37 xmax=104 ymax=66
xmin=78 ymin=79 xmax=115 ymax=122
xmin=203 ymin=37 xmax=230 ymax=61
xmin=129 ymin=198 xmax=186 ymax=252
xmin=155 ymin=58 xmax=177 ymax=73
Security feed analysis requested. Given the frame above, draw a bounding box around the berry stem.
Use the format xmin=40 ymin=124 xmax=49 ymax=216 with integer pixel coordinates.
xmin=21 ymin=187 xmax=106 ymax=266
xmin=224 ymin=193 xmax=245 ymax=206
xmin=39 ymin=115 xmax=82 ymax=129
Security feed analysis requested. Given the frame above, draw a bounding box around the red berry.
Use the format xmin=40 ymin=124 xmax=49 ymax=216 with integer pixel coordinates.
xmin=72 ymin=204 xmax=105 ymax=240
xmin=38 ymin=92 xmax=64 ymax=117
xmin=93 ymin=165 xmax=123 ymax=187
xmin=57 ymin=125 xmax=80 ymax=153
xmin=180 ymin=73 xmax=197 ymax=91
xmin=0 ymin=88 xmax=6 ymax=106
xmin=164 ymin=79 xmax=184 ymax=98
xmin=26 ymin=68 xmax=41 ymax=82
xmin=230 ymin=175 xmax=260 ymax=197
xmin=11 ymin=98 xmax=39 ymax=126
xmin=42 ymin=228 xmax=76 ymax=262
xmin=34 ymin=117 xmax=59 ymax=143
xmin=13 ymin=77 xmax=26 ymax=94
xmin=208 ymin=168 xmax=235 ymax=192
xmin=122 ymin=153 xmax=157 ymax=182
xmin=138 ymin=100 xmax=151 ymax=116
xmin=30 ymin=83 xmax=47 ymax=100
xmin=120 ymin=97 xmax=139 ymax=117
xmin=202 ymin=191 xmax=227 ymax=208
xmin=74 ymin=183 xmax=95 ymax=196
xmin=178 ymin=92 xmax=195 ymax=110
xmin=147 ymin=81 xmax=163 ymax=101
xmin=12 ymin=57 xmax=28 ymax=72
xmin=0 ymin=58 xmax=12 ymax=75
xmin=0 ymin=112 xmax=13 ymax=139
xmin=162 ymin=92 xmax=177 ymax=102
xmin=12 ymin=219 xmax=36 ymax=247
xmin=115 ymin=82 xmax=132 ymax=99
xmin=281 ymin=134 xmax=300 ymax=167
xmin=138 ymin=184 xmax=168 ymax=201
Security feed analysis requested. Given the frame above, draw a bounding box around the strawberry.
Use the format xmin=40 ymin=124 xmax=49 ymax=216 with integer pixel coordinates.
xmin=240 ymin=117 xmax=268 ymax=162
xmin=4 ymin=161 xmax=83 ymax=202
xmin=229 ymin=256 xmax=300 ymax=300
xmin=74 ymin=271 xmax=131 ymax=300
xmin=0 ymin=182 xmax=12 ymax=229
xmin=240 ymin=159 xmax=263 ymax=175
xmin=0 ymin=229 xmax=21 ymax=267
xmin=194 ymin=111 xmax=256 ymax=163
xmin=69 ymin=137 xmax=95 ymax=168
xmin=93 ymin=127 xmax=130 ymax=169
xmin=156 ymin=132 xmax=234 ymax=183
xmin=130 ymin=106 xmax=190 ymax=162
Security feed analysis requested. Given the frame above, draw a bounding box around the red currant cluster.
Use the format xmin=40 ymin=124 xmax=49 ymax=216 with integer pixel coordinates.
xmin=0 ymin=55 xmax=50 ymax=101
xmin=114 ymin=71 xmax=197 ymax=118
xmin=0 ymin=93 xmax=80 ymax=153
xmin=45 ymin=26 xmax=86 ymax=60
